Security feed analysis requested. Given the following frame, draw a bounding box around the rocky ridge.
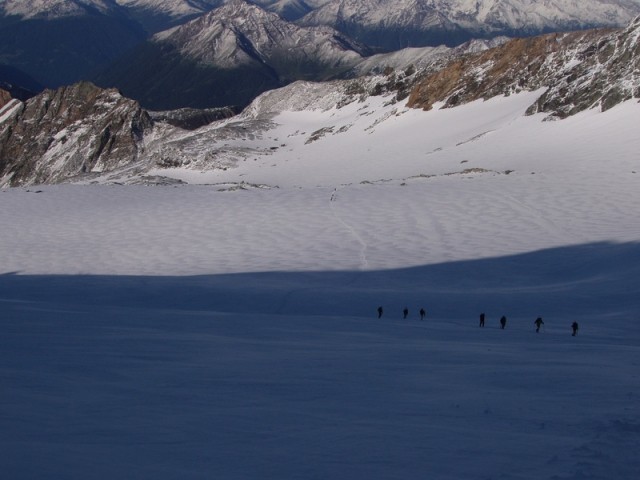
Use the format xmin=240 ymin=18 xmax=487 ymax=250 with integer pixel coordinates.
xmin=407 ymin=15 xmax=640 ymax=118
xmin=0 ymin=82 xmax=152 ymax=186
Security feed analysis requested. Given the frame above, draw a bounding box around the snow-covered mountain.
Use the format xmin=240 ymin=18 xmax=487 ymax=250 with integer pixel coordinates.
xmin=0 ymin=0 xmax=116 ymax=19
xmin=344 ymin=37 xmax=508 ymax=77
xmin=4 ymin=0 xmax=640 ymax=98
xmin=153 ymin=0 xmax=366 ymax=69
xmin=116 ymin=0 xmax=218 ymax=17
xmin=94 ymin=0 xmax=368 ymax=109
xmin=298 ymin=0 xmax=640 ymax=50
xmin=114 ymin=0 xmax=222 ymax=31
xmin=0 ymin=0 xmax=217 ymax=22
xmin=0 ymin=0 xmax=314 ymax=23
xmin=1 ymin=17 xmax=639 ymax=187
xmin=250 ymin=0 xmax=314 ymax=20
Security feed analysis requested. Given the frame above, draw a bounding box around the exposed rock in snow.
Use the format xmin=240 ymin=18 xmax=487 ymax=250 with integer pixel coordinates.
xmin=408 ymin=15 xmax=640 ymax=118
xmin=0 ymin=82 xmax=153 ymax=186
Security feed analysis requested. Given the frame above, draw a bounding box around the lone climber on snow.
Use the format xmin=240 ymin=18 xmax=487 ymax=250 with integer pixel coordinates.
xmin=571 ymin=321 xmax=579 ymax=336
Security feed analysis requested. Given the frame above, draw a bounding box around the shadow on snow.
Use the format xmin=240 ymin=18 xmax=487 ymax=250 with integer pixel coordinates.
xmin=2 ymin=241 xmax=639 ymax=323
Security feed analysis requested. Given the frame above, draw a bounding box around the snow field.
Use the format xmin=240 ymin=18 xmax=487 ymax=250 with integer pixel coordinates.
xmin=2 ymin=162 xmax=640 ymax=276
xmin=1 ymin=276 xmax=639 ymax=479
xmin=1 ymin=93 xmax=640 ymax=479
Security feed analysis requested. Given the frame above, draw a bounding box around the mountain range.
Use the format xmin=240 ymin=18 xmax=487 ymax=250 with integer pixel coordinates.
xmin=1 ymin=15 xmax=638 ymax=187
xmin=299 ymin=0 xmax=640 ymax=49
xmin=1 ymin=0 xmax=639 ymax=104
xmin=93 ymin=1 xmax=370 ymax=109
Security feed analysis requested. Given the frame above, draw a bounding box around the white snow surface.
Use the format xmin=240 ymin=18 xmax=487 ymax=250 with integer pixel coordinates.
xmin=1 ymin=91 xmax=640 ymax=479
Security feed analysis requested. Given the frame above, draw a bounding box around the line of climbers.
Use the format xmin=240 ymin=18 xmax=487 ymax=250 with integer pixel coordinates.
xmin=377 ymin=306 xmax=579 ymax=335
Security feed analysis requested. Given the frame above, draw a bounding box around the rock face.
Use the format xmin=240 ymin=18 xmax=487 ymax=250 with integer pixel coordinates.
xmin=0 ymin=82 xmax=153 ymax=186
xmin=0 ymin=88 xmax=11 ymax=108
xmin=407 ymin=16 xmax=640 ymax=118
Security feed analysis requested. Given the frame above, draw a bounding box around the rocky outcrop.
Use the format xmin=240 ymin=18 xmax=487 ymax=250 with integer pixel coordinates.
xmin=0 ymin=82 xmax=153 ymax=186
xmin=0 ymin=88 xmax=11 ymax=109
xmin=528 ymin=16 xmax=640 ymax=117
xmin=407 ymin=16 xmax=640 ymax=118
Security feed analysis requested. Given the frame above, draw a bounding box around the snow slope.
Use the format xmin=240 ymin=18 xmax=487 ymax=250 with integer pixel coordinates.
xmin=2 ymin=91 xmax=640 ymax=273
xmin=1 ymin=90 xmax=639 ymax=478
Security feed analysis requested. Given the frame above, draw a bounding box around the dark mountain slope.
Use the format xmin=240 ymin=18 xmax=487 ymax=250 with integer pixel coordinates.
xmin=0 ymin=8 xmax=147 ymax=88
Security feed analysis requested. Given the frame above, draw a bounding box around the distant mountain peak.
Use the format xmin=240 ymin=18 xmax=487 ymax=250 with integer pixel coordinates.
xmin=0 ymin=0 xmax=117 ymax=19
xmin=154 ymin=0 xmax=366 ymax=67
xmin=89 ymin=0 xmax=368 ymax=109
xmin=298 ymin=0 xmax=640 ymax=50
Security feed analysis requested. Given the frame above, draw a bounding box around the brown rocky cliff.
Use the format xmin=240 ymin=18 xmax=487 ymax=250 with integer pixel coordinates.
xmin=0 ymin=82 xmax=153 ymax=186
xmin=406 ymin=18 xmax=639 ymax=118
xmin=407 ymin=30 xmax=606 ymax=112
